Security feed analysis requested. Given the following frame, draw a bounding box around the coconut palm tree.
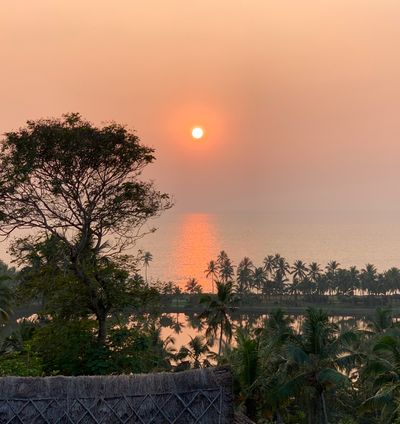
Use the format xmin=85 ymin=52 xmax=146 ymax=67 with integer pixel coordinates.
xmin=361 ymin=327 xmax=400 ymax=421
xmin=276 ymin=257 xmax=291 ymax=279
xmin=384 ymin=267 xmax=400 ymax=295
xmin=308 ymin=262 xmax=322 ymax=283
xmin=219 ymin=258 xmax=235 ymax=283
xmin=360 ymin=264 xmax=378 ymax=297
xmin=289 ymin=260 xmax=308 ymax=300
xmin=185 ymin=278 xmax=202 ymax=294
xmin=204 ymin=260 xmax=218 ymax=294
xmin=326 ymin=260 xmax=340 ymax=274
xmin=216 ymin=250 xmax=229 ymax=268
xmin=325 ymin=260 xmax=340 ymax=296
xmin=140 ymin=251 xmax=153 ymax=286
xmin=253 ymin=267 xmax=267 ymax=295
xmin=272 ymin=270 xmax=288 ymax=300
xmin=292 ymin=260 xmax=308 ymax=282
xmin=236 ymin=257 xmax=254 ymax=294
xmin=263 ymin=255 xmax=276 ymax=279
xmin=284 ymin=308 xmax=358 ymax=424
xmin=200 ymin=281 xmax=239 ymax=355
xmin=228 ymin=328 xmax=260 ymax=421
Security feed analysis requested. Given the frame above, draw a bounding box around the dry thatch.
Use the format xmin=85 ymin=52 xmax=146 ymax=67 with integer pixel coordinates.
xmin=0 ymin=366 xmax=255 ymax=423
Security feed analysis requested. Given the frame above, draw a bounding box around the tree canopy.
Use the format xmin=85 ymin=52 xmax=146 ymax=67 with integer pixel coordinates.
xmin=0 ymin=113 xmax=172 ymax=342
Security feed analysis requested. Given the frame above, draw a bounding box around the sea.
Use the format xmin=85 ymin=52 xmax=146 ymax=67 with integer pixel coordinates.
xmin=1 ymin=210 xmax=400 ymax=293
xmin=136 ymin=210 xmax=400 ymax=292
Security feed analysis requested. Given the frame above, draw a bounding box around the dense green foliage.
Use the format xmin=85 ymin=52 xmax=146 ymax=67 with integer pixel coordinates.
xmin=0 ymin=114 xmax=172 ymax=343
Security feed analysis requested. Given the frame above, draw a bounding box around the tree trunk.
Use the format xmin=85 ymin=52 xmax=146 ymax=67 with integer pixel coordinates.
xmin=276 ymin=409 xmax=284 ymax=424
xmin=97 ymin=312 xmax=107 ymax=345
xmin=244 ymin=398 xmax=257 ymax=422
xmin=309 ymin=391 xmax=329 ymax=424
xmin=218 ymin=325 xmax=223 ymax=356
xmin=321 ymin=392 xmax=328 ymax=424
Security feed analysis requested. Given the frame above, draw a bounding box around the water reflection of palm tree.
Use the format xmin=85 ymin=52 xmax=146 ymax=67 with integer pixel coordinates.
xmin=177 ymin=335 xmax=212 ymax=369
xmin=200 ymin=281 xmax=239 ymax=355
xmin=205 ymin=260 xmax=218 ymax=294
xmin=171 ymin=316 xmax=185 ymax=335
xmin=187 ymin=313 xmax=204 ymax=332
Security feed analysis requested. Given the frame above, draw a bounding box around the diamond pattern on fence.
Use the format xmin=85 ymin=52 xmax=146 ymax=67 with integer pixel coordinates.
xmin=0 ymin=388 xmax=223 ymax=424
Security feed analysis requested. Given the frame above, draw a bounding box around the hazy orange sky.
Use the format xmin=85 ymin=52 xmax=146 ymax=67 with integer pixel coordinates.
xmin=1 ymin=1 xmax=400 ymax=212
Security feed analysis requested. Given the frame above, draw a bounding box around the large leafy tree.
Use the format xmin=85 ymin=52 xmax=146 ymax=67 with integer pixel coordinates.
xmin=0 ymin=113 xmax=172 ymax=343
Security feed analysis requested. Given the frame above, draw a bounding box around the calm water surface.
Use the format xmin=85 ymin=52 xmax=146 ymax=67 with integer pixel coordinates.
xmin=137 ymin=210 xmax=400 ymax=291
xmin=1 ymin=210 xmax=400 ymax=292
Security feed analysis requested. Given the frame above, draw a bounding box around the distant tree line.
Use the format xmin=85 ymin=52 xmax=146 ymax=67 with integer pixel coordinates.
xmin=200 ymin=251 xmax=400 ymax=300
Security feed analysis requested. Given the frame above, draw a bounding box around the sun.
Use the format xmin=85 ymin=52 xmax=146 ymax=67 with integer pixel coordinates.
xmin=191 ymin=127 xmax=204 ymax=139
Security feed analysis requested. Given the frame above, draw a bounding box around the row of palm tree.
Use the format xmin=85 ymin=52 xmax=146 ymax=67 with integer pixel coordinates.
xmin=204 ymin=251 xmax=400 ymax=298
xmin=195 ymin=289 xmax=400 ymax=423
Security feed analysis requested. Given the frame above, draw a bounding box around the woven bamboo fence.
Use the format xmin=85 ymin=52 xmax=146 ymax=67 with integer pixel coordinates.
xmin=0 ymin=366 xmax=253 ymax=423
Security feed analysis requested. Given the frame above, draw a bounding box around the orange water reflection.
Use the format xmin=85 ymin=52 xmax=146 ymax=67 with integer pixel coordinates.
xmin=170 ymin=214 xmax=220 ymax=292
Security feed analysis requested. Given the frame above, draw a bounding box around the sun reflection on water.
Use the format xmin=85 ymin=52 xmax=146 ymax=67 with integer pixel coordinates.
xmin=170 ymin=213 xmax=220 ymax=292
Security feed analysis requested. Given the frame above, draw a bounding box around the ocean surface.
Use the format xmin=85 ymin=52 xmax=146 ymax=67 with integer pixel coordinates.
xmin=136 ymin=210 xmax=400 ymax=292
xmin=2 ymin=210 xmax=400 ymax=293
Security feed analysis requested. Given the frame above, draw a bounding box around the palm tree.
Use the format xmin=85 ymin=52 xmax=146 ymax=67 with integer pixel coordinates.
xmin=272 ymin=270 xmax=288 ymax=300
xmin=308 ymin=262 xmax=322 ymax=283
xmin=185 ymin=277 xmax=202 ymax=294
xmin=263 ymin=255 xmax=276 ymax=279
xmin=360 ymin=264 xmax=378 ymax=297
xmin=200 ymin=281 xmax=239 ymax=355
xmin=229 ymin=328 xmax=260 ymax=421
xmin=204 ymin=260 xmax=218 ymax=294
xmin=253 ymin=267 xmax=267 ymax=294
xmin=276 ymin=257 xmax=290 ymax=279
xmin=219 ymin=258 xmax=235 ymax=283
xmin=284 ymin=308 xmax=358 ymax=424
xmin=361 ymin=327 xmax=400 ymax=421
xmin=236 ymin=257 xmax=254 ymax=294
xmin=325 ymin=260 xmax=340 ymax=296
xmin=292 ymin=259 xmax=308 ymax=282
xmin=255 ymin=313 xmax=292 ymax=420
xmin=290 ymin=260 xmax=308 ymax=300
xmin=384 ymin=267 xmax=400 ymax=295
xmin=326 ymin=260 xmax=340 ymax=274
xmin=216 ymin=250 xmax=229 ymax=267
xmin=140 ymin=251 xmax=153 ymax=286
